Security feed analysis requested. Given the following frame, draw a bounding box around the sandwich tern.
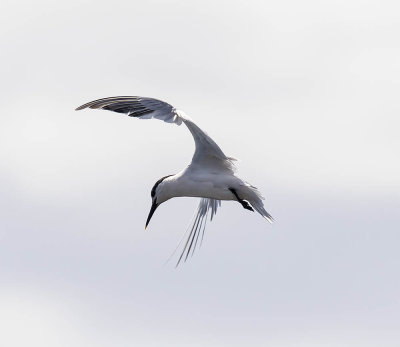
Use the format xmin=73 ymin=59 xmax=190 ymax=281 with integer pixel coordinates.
xmin=76 ymin=96 xmax=273 ymax=264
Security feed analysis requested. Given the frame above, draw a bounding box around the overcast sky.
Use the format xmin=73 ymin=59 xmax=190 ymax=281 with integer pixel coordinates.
xmin=1 ymin=0 xmax=399 ymax=346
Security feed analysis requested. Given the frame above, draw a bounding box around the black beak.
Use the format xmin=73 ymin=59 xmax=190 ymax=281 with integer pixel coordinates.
xmin=145 ymin=201 xmax=159 ymax=229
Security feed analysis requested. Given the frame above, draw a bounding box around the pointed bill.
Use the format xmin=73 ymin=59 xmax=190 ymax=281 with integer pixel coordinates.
xmin=145 ymin=201 xmax=159 ymax=229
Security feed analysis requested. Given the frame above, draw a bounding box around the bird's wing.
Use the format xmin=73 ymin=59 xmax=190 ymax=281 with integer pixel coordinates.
xmin=173 ymin=198 xmax=221 ymax=266
xmin=76 ymin=96 xmax=237 ymax=173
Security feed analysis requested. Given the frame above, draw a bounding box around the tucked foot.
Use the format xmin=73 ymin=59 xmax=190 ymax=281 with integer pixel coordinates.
xmin=241 ymin=200 xmax=254 ymax=211
xmin=229 ymin=188 xmax=254 ymax=212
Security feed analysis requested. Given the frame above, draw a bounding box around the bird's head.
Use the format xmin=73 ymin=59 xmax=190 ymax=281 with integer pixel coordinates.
xmin=145 ymin=175 xmax=174 ymax=229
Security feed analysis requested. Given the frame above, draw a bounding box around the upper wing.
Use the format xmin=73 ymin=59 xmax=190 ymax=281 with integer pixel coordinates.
xmin=76 ymin=96 xmax=236 ymax=173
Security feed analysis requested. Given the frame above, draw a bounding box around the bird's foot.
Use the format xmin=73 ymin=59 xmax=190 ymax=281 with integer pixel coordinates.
xmin=229 ymin=188 xmax=254 ymax=212
xmin=241 ymin=200 xmax=254 ymax=212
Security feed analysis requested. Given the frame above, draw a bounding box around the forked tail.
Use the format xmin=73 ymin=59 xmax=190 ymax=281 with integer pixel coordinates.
xmin=247 ymin=185 xmax=274 ymax=223
xmin=252 ymin=203 xmax=274 ymax=223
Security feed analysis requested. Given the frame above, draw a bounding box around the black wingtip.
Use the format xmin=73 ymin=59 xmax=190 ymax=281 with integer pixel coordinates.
xmin=75 ymin=104 xmax=88 ymax=111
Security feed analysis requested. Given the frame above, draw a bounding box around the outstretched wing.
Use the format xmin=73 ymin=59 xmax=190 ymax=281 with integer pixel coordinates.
xmin=173 ymin=198 xmax=221 ymax=266
xmin=76 ymin=96 xmax=236 ymax=173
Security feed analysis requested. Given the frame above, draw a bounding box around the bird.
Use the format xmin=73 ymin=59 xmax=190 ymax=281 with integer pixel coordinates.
xmin=76 ymin=96 xmax=273 ymax=264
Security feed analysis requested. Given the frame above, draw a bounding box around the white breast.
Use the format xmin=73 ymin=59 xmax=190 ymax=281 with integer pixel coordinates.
xmin=167 ymin=169 xmax=243 ymax=201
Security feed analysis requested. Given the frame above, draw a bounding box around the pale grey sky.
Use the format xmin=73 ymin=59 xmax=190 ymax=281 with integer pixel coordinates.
xmin=0 ymin=0 xmax=399 ymax=346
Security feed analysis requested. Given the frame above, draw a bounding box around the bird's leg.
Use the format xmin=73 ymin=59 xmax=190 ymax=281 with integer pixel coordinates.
xmin=229 ymin=188 xmax=254 ymax=212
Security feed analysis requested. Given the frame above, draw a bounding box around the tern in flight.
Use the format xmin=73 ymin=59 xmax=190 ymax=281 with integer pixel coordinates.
xmin=76 ymin=96 xmax=273 ymax=264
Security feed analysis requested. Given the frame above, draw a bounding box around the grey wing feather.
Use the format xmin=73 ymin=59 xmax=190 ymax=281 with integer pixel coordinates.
xmin=175 ymin=198 xmax=221 ymax=266
xmin=76 ymin=96 xmax=183 ymax=124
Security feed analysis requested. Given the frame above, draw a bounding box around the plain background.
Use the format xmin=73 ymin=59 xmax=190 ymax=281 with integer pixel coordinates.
xmin=1 ymin=0 xmax=399 ymax=346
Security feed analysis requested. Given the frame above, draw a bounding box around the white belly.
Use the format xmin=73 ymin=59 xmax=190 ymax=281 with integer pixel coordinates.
xmin=171 ymin=171 xmax=244 ymax=201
